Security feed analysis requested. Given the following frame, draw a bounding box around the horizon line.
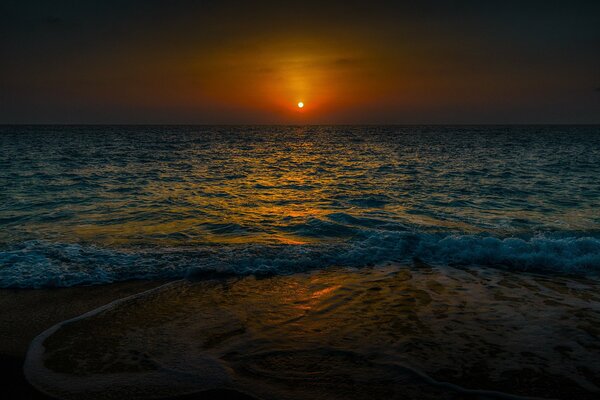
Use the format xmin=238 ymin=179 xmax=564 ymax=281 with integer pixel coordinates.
xmin=2 ymin=123 xmax=600 ymax=127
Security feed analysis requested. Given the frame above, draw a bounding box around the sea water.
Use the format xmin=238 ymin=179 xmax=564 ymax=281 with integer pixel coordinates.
xmin=6 ymin=125 xmax=600 ymax=399
xmin=1 ymin=125 xmax=600 ymax=287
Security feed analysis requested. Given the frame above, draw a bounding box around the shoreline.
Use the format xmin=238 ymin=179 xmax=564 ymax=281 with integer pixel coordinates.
xmin=3 ymin=267 xmax=600 ymax=400
xmin=0 ymin=281 xmax=258 ymax=400
xmin=0 ymin=281 xmax=166 ymax=399
xmin=0 ymin=281 xmax=167 ymax=358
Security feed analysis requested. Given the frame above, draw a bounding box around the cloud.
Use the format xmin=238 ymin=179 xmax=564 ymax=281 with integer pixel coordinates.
xmin=334 ymin=57 xmax=358 ymax=66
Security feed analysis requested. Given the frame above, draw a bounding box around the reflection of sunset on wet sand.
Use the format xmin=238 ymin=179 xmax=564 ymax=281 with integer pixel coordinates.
xmin=28 ymin=265 xmax=600 ymax=400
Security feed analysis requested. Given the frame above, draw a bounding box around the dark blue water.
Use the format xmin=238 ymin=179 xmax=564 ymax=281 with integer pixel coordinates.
xmin=2 ymin=125 xmax=600 ymax=287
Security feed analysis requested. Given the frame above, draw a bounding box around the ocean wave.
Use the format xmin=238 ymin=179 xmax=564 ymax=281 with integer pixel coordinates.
xmin=1 ymin=232 xmax=600 ymax=288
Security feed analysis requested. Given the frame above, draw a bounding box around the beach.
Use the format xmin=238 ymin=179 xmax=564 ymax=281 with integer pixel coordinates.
xmin=0 ymin=281 xmax=164 ymax=399
xmin=12 ymin=264 xmax=600 ymax=400
xmin=1 ymin=281 xmax=260 ymax=400
xmin=3 ymin=0 xmax=600 ymax=397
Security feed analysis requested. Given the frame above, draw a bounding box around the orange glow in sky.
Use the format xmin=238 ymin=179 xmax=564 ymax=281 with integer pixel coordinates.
xmin=1 ymin=2 xmax=598 ymax=124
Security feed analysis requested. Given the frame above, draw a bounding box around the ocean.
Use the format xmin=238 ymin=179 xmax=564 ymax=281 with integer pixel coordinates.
xmin=4 ymin=125 xmax=600 ymax=399
xmin=1 ymin=125 xmax=600 ymax=288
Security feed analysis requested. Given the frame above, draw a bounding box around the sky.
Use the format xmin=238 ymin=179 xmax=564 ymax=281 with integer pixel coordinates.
xmin=1 ymin=0 xmax=599 ymax=124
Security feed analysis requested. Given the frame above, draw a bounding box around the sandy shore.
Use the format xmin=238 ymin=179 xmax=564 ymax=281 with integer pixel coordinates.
xmin=0 ymin=281 xmax=165 ymax=358
xmin=17 ymin=266 xmax=600 ymax=400
xmin=0 ymin=281 xmax=165 ymax=399
xmin=4 ymin=267 xmax=600 ymax=400
xmin=0 ymin=281 xmax=256 ymax=400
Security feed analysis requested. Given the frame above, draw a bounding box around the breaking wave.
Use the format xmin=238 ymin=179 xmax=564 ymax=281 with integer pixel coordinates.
xmin=2 ymin=231 xmax=600 ymax=288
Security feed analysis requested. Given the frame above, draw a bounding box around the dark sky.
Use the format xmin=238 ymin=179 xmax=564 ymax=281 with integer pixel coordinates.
xmin=1 ymin=0 xmax=599 ymax=124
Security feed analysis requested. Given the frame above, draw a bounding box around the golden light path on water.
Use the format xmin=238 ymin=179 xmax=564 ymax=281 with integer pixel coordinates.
xmin=2 ymin=126 xmax=599 ymax=288
xmin=13 ymin=125 xmax=598 ymax=250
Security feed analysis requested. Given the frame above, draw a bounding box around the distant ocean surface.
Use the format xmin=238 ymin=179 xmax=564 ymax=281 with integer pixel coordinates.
xmin=1 ymin=125 xmax=600 ymax=288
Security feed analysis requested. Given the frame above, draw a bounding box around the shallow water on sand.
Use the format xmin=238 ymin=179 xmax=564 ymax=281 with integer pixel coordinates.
xmin=27 ymin=264 xmax=600 ymax=400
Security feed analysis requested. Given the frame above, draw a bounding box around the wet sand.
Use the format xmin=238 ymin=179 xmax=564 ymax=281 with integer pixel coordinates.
xmin=0 ymin=281 xmax=164 ymax=399
xmin=19 ymin=264 xmax=600 ymax=400
xmin=0 ymin=281 xmax=166 ymax=358
xmin=0 ymin=281 xmax=258 ymax=400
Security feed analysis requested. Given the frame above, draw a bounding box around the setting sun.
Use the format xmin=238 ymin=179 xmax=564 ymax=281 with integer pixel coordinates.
xmin=3 ymin=3 xmax=600 ymax=400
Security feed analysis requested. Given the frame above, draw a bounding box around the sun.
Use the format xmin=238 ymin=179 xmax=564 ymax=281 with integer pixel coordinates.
xmin=297 ymin=101 xmax=304 ymax=109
